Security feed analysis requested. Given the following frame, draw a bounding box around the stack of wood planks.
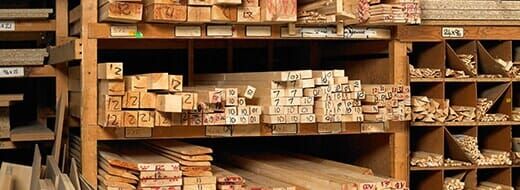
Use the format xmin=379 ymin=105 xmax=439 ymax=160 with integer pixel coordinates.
xmin=296 ymin=0 xmax=369 ymax=24
xmin=212 ymin=166 xmax=245 ymax=190
xmin=478 ymin=181 xmax=514 ymax=190
xmin=412 ymin=96 xmax=449 ymax=123
xmin=478 ymin=149 xmax=512 ymax=166
xmin=144 ymin=140 xmax=217 ymax=190
xmin=362 ymin=84 xmax=412 ymax=122
xmin=99 ymin=0 xmax=144 ymax=23
xmin=218 ymin=152 xmax=408 ymax=190
xmin=217 ymin=164 xmax=299 ymax=190
xmin=0 ymin=9 xmax=53 ymax=19
xmin=98 ymin=143 xmax=182 ymax=190
xmin=366 ymin=0 xmax=420 ymax=25
xmin=97 ymin=62 xmax=197 ymax=127
xmin=409 ymin=64 xmax=442 ymax=78
xmin=0 ymin=49 xmax=48 ymax=66
xmin=512 ymin=107 xmax=520 ymax=121
xmin=410 ymin=151 xmax=443 ymax=167
xmin=183 ymin=85 xmax=262 ymax=126
xmin=144 ymin=0 xmax=187 ymax=23
xmin=0 ymin=94 xmax=23 ymax=139
xmin=237 ymin=0 xmax=261 ymax=23
xmin=444 ymin=177 xmax=465 ymax=190
xmin=420 ymin=0 xmax=520 ymax=24
xmin=195 ymin=70 xmax=317 ymax=124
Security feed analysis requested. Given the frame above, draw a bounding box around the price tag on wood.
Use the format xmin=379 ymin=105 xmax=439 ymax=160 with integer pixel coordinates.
xmin=110 ymin=25 xmax=138 ymax=37
xmin=125 ymin=128 xmax=152 ymax=138
xmin=0 ymin=67 xmax=23 ymax=78
xmin=441 ymin=27 xmax=464 ymax=38
xmin=0 ymin=21 xmax=15 ymax=31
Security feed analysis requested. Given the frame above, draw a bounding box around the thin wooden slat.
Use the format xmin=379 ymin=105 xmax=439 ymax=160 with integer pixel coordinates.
xmin=10 ymin=122 xmax=54 ymax=142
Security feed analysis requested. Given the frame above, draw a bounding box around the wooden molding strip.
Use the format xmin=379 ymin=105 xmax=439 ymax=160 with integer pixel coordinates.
xmin=48 ymin=39 xmax=82 ymax=64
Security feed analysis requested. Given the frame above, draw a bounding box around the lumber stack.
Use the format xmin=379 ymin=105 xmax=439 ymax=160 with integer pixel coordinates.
xmin=0 ymin=94 xmax=23 ymax=139
xmin=219 ymin=152 xmax=408 ymax=190
xmin=99 ymin=0 xmax=143 ymax=23
xmin=212 ymin=166 xmax=245 ymax=190
xmin=296 ymin=0 xmax=369 ymax=24
xmin=98 ymin=144 xmax=182 ymax=190
xmin=420 ymin=0 xmax=520 ymax=23
xmin=97 ymin=63 xmax=197 ymax=127
xmin=219 ymin=164 xmax=299 ymax=190
xmin=512 ymin=107 xmax=520 ymax=121
xmin=444 ymin=177 xmax=464 ymax=190
xmin=478 ymin=149 xmax=512 ymax=166
xmin=444 ymin=158 xmax=471 ymax=167
xmin=367 ymin=0 xmax=420 ymax=25
xmin=195 ymin=70 xmax=318 ymax=124
xmin=410 ymin=151 xmax=443 ymax=167
xmin=183 ymin=85 xmax=261 ymax=126
xmin=0 ymin=9 xmax=53 ymax=19
xmin=446 ymin=106 xmax=476 ymax=122
xmin=454 ymin=134 xmax=482 ymax=163
xmin=478 ymin=182 xmax=514 ymax=190
xmin=70 ymin=136 xmax=82 ymax=170
xmin=144 ymin=0 xmax=187 ymax=23
xmin=412 ymin=96 xmax=449 ymax=123
xmin=409 ymin=64 xmax=442 ymax=78
xmin=144 ymin=140 xmax=216 ymax=190
xmin=0 ymin=49 xmax=48 ymax=66
xmin=362 ymin=84 xmax=412 ymax=121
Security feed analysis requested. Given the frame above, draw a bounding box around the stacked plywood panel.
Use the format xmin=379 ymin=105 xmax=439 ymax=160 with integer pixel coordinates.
xmin=145 ymin=140 xmax=217 ymax=190
xmin=367 ymin=0 xmax=420 ymax=25
xmin=0 ymin=9 xmax=53 ymax=19
xmin=0 ymin=49 xmax=48 ymax=66
xmin=420 ymin=0 xmax=520 ymax=23
xmin=98 ymin=145 xmax=181 ymax=190
xmin=99 ymin=0 xmax=144 ymax=23
xmin=219 ymin=153 xmax=408 ymax=190
xmin=362 ymin=84 xmax=412 ymax=122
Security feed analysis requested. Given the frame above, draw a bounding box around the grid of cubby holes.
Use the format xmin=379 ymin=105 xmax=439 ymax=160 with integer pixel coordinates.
xmin=409 ymin=40 xmax=520 ymax=190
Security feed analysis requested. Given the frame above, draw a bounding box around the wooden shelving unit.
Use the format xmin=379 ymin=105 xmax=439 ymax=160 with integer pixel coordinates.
xmin=0 ymin=0 xmax=67 ymax=154
xmin=48 ymin=0 xmax=412 ymax=188
xmin=403 ymin=26 xmax=520 ymax=189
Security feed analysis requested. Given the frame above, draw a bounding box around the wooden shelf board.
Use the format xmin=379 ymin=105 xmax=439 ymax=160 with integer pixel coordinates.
xmin=445 ymin=78 xmax=476 ymax=82
xmin=476 ymin=78 xmax=511 ymax=82
xmin=446 ymin=122 xmax=477 ymax=126
xmin=476 ymin=165 xmax=512 ymax=169
xmin=512 ymin=78 xmax=520 ymax=82
xmin=410 ymin=167 xmax=444 ymax=171
xmin=478 ymin=121 xmax=514 ymax=126
xmin=397 ymin=26 xmax=520 ymax=41
xmin=411 ymin=166 xmax=476 ymax=171
xmin=9 ymin=123 xmax=54 ymax=142
xmin=410 ymin=78 xmax=444 ymax=82
xmin=411 ymin=122 xmax=444 ymax=126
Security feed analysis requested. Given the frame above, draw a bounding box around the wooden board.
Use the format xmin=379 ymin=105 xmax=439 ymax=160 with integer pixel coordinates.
xmin=144 ymin=4 xmax=187 ymax=23
xmin=99 ymin=2 xmax=143 ymax=23
xmin=30 ymin=145 xmax=41 ymax=190
xmin=146 ymin=140 xmax=213 ymax=155
xmin=99 ymin=146 xmax=180 ymax=171
xmin=1 ymin=162 xmax=32 ymax=190
xmin=222 ymin=164 xmax=299 ymax=190
xmin=0 ymin=108 xmax=9 ymax=139
xmin=0 ymin=9 xmax=53 ymax=19
xmin=9 ymin=123 xmax=54 ymax=142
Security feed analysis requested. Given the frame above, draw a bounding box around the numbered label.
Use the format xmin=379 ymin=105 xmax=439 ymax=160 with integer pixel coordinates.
xmin=110 ymin=25 xmax=138 ymax=37
xmin=0 ymin=67 xmax=23 ymax=78
xmin=442 ymin=27 xmax=464 ymax=38
xmin=0 ymin=21 xmax=15 ymax=31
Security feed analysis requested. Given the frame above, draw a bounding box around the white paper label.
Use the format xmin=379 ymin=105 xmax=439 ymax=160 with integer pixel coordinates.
xmin=246 ymin=26 xmax=271 ymax=37
xmin=207 ymin=25 xmax=233 ymax=37
xmin=0 ymin=21 xmax=15 ymax=31
xmin=175 ymin=26 xmax=201 ymax=37
xmin=442 ymin=27 xmax=464 ymax=38
xmin=110 ymin=25 xmax=138 ymax=37
xmin=0 ymin=67 xmax=23 ymax=78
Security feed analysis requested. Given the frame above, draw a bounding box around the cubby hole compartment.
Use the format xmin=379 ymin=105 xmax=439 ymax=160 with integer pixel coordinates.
xmin=444 ymin=169 xmax=477 ymax=189
xmin=411 ymin=82 xmax=444 ymax=99
xmin=410 ymin=126 xmax=444 ymax=166
xmin=408 ymin=42 xmax=445 ymax=78
xmin=513 ymin=82 xmax=520 ymax=121
xmin=513 ymin=167 xmax=520 ymax=188
xmin=477 ymin=168 xmax=512 ymax=187
xmin=445 ymin=127 xmax=477 ymax=165
xmin=410 ymin=170 xmax=443 ymax=190
xmin=478 ymin=126 xmax=511 ymax=153
xmin=477 ymin=41 xmax=513 ymax=77
xmin=446 ymin=40 xmax=478 ymax=78
xmin=445 ymin=82 xmax=478 ymax=124
xmin=477 ymin=82 xmax=512 ymax=120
